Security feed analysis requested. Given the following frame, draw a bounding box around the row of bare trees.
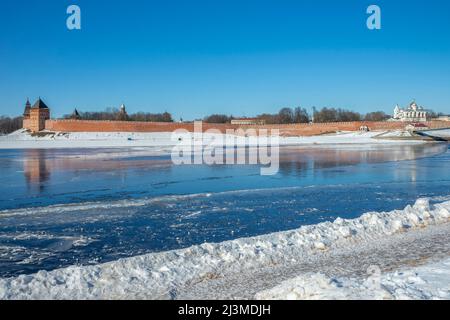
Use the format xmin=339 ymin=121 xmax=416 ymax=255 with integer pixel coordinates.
xmin=203 ymin=107 xmax=391 ymax=124
xmin=313 ymin=108 xmax=390 ymax=122
xmin=202 ymin=108 xmax=310 ymax=124
xmin=63 ymin=108 xmax=174 ymax=122
xmin=0 ymin=116 xmax=23 ymax=134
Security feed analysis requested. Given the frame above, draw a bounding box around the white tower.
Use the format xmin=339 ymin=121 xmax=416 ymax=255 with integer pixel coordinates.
xmin=393 ymin=105 xmax=401 ymax=119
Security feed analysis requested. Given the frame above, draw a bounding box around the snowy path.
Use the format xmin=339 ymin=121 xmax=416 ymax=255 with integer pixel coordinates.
xmin=175 ymin=223 xmax=450 ymax=299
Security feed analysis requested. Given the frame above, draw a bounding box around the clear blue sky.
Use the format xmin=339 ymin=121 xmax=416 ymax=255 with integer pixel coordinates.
xmin=1 ymin=0 xmax=450 ymax=120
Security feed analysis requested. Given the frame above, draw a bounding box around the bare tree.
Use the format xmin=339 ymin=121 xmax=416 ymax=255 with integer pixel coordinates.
xmin=0 ymin=116 xmax=23 ymax=134
xmin=203 ymin=114 xmax=233 ymax=123
xmin=63 ymin=109 xmax=174 ymax=122
xmin=314 ymin=108 xmax=361 ymax=122
xmin=364 ymin=111 xmax=390 ymax=121
xmin=256 ymin=113 xmax=280 ymax=124
xmin=293 ymin=107 xmax=310 ymax=123
xmin=278 ymin=108 xmax=295 ymax=124
xmin=256 ymin=107 xmax=308 ymax=124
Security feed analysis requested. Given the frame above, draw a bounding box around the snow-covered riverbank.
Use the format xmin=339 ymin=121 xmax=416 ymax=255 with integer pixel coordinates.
xmin=256 ymin=258 xmax=450 ymax=300
xmin=424 ymin=129 xmax=450 ymax=139
xmin=1 ymin=197 xmax=449 ymax=300
xmin=0 ymin=129 xmax=425 ymax=149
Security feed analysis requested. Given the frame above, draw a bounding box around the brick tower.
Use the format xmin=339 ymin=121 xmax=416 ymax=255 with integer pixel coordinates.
xmin=23 ymin=98 xmax=31 ymax=119
xmin=22 ymin=99 xmax=32 ymax=129
xmin=24 ymin=98 xmax=51 ymax=132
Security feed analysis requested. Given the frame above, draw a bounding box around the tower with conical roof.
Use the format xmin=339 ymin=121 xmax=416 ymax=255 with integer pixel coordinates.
xmin=393 ymin=104 xmax=401 ymax=119
xmin=71 ymin=108 xmax=81 ymax=120
xmin=23 ymin=98 xmax=51 ymax=132
xmin=23 ymin=99 xmax=31 ymax=119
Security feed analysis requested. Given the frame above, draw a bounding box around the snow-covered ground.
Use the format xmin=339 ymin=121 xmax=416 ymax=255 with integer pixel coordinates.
xmin=373 ymin=130 xmax=415 ymax=138
xmin=256 ymin=258 xmax=450 ymax=300
xmin=425 ymin=129 xmax=450 ymax=138
xmin=0 ymin=129 xmax=425 ymax=149
xmin=1 ymin=197 xmax=449 ymax=300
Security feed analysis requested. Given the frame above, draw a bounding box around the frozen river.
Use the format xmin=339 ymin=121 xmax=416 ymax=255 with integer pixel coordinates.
xmin=0 ymin=143 xmax=449 ymax=278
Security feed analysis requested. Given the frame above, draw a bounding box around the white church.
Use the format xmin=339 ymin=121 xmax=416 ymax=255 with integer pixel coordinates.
xmin=391 ymin=101 xmax=430 ymax=122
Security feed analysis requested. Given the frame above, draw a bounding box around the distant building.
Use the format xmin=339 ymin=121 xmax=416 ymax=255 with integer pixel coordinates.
xmin=231 ymin=118 xmax=266 ymax=125
xmin=359 ymin=125 xmax=370 ymax=132
xmin=391 ymin=101 xmax=430 ymax=122
xmin=117 ymin=104 xmax=128 ymax=121
xmin=23 ymin=98 xmax=31 ymax=119
xmin=23 ymin=98 xmax=50 ymax=132
xmin=311 ymin=107 xmax=317 ymax=123
xmin=70 ymin=108 xmax=81 ymax=120
xmin=405 ymin=123 xmax=429 ymax=132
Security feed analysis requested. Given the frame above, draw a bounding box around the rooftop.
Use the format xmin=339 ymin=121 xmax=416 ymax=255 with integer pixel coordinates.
xmin=32 ymin=98 xmax=49 ymax=109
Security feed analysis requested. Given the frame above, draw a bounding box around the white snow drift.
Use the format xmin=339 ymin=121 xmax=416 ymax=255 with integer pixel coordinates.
xmin=0 ymin=129 xmax=424 ymax=149
xmin=0 ymin=197 xmax=449 ymax=300
xmin=255 ymin=257 xmax=450 ymax=300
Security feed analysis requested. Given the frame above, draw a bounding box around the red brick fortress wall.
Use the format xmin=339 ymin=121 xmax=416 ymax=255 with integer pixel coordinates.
xmin=44 ymin=119 xmax=450 ymax=136
xmin=256 ymin=121 xmax=450 ymax=136
xmin=44 ymin=120 xmax=237 ymax=133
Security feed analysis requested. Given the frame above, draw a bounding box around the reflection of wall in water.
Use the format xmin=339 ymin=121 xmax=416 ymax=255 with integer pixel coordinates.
xmin=23 ymin=150 xmax=50 ymax=190
xmin=277 ymin=144 xmax=448 ymax=177
xmin=21 ymin=149 xmax=174 ymax=192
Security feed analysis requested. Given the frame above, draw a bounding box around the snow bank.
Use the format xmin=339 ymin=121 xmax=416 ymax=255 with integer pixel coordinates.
xmin=0 ymin=198 xmax=449 ymax=300
xmin=0 ymin=130 xmax=180 ymax=149
xmin=425 ymin=129 xmax=450 ymax=138
xmin=374 ymin=130 xmax=415 ymax=138
xmin=0 ymin=129 xmax=423 ymax=149
xmin=255 ymin=257 xmax=450 ymax=300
